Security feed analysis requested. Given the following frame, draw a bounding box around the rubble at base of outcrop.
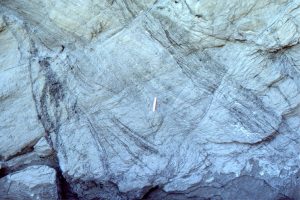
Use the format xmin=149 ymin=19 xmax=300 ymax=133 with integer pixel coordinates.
xmin=0 ymin=0 xmax=300 ymax=199
xmin=0 ymin=165 xmax=58 ymax=200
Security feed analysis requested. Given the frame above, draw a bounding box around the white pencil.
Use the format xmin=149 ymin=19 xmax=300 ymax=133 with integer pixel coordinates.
xmin=152 ymin=97 xmax=157 ymax=112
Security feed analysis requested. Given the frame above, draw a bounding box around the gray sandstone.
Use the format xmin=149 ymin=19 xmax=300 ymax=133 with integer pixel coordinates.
xmin=0 ymin=0 xmax=300 ymax=199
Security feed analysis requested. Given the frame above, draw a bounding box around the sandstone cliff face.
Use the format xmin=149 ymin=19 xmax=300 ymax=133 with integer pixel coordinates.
xmin=0 ymin=0 xmax=300 ymax=199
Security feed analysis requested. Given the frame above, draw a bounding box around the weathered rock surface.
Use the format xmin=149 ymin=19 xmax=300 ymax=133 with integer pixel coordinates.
xmin=0 ymin=0 xmax=300 ymax=199
xmin=0 ymin=165 xmax=58 ymax=200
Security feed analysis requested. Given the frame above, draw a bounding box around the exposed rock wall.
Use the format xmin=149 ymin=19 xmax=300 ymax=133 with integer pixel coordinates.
xmin=0 ymin=0 xmax=300 ymax=199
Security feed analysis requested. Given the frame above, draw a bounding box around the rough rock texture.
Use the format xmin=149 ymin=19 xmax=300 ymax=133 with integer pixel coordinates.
xmin=0 ymin=165 xmax=58 ymax=200
xmin=0 ymin=0 xmax=300 ymax=199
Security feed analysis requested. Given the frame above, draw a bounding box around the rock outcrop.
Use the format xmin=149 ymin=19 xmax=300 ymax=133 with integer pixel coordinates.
xmin=0 ymin=0 xmax=300 ymax=199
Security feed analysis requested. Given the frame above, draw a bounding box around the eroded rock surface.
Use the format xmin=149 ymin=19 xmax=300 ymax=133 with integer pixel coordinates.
xmin=0 ymin=0 xmax=300 ymax=199
xmin=0 ymin=165 xmax=58 ymax=200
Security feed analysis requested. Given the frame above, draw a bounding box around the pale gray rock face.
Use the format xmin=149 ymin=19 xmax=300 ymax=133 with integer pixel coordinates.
xmin=0 ymin=0 xmax=300 ymax=199
xmin=0 ymin=14 xmax=44 ymax=160
xmin=0 ymin=165 xmax=58 ymax=200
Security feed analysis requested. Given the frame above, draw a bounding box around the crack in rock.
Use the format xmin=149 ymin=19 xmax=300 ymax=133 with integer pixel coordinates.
xmin=1 ymin=0 xmax=300 ymax=199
